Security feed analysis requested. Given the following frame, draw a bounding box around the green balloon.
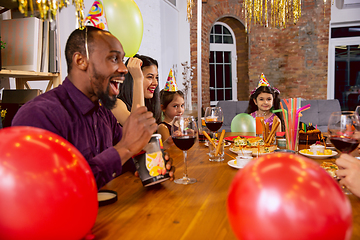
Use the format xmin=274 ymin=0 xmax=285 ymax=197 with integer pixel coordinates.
xmin=104 ymin=0 xmax=143 ymax=57
xmin=231 ymin=113 xmax=256 ymax=133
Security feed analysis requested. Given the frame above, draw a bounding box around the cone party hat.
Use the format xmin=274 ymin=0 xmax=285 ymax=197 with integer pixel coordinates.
xmin=257 ymin=73 xmax=270 ymax=87
xmin=164 ymin=69 xmax=178 ymax=91
xmin=84 ymin=0 xmax=108 ymax=30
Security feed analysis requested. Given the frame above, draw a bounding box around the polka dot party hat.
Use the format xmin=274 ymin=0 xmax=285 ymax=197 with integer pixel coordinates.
xmin=164 ymin=68 xmax=178 ymax=91
xmin=258 ymin=73 xmax=270 ymax=87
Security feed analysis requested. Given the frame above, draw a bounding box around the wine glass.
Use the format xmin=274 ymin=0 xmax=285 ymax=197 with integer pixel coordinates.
xmin=328 ymin=111 xmax=360 ymax=194
xmin=355 ymin=106 xmax=360 ymax=121
xmin=204 ymin=107 xmax=224 ymax=140
xmin=171 ymin=116 xmax=198 ymax=185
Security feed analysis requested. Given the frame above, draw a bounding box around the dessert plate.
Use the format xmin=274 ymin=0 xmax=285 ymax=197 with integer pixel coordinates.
xmin=227 ymin=160 xmax=242 ymax=169
xmin=299 ymin=149 xmax=338 ymax=159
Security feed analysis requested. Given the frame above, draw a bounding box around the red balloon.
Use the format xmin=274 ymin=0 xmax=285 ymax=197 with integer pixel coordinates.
xmin=0 ymin=126 xmax=98 ymax=240
xmin=227 ymin=153 xmax=352 ymax=240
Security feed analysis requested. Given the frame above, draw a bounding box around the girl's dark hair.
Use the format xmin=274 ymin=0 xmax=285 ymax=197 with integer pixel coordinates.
xmin=160 ymin=90 xmax=185 ymax=110
xmin=246 ymin=86 xmax=283 ymax=128
xmin=118 ymin=54 xmax=161 ymax=124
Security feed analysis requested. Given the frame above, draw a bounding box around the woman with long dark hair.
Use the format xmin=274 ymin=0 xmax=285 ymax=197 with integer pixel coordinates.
xmin=112 ymin=54 xmax=161 ymax=125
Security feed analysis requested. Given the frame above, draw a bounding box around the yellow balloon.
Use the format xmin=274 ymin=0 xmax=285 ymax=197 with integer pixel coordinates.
xmin=104 ymin=0 xmax=143 ymax=57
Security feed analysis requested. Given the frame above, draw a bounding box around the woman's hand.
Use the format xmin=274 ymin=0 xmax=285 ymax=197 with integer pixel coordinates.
xmin=127 ymin=57 xmax=143 ymax=82
xmin=336 ymin=154 xmax=360 ymax=197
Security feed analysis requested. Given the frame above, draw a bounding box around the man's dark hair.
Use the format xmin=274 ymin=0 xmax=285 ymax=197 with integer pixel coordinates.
xmin=65 ymin=26 xmax=102 ymax=73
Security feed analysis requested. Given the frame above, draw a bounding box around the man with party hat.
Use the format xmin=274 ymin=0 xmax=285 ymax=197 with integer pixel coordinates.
xmin=158 ymin=68 xmax=185 ymax=148
xmin=247 ymin=73 xmax=282 ymax=133
xmin=12 ymin=24 xmax=175 ymax=189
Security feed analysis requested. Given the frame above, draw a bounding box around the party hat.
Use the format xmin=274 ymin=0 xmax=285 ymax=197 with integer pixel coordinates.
xmin=164 ymin=69 xmax=178 ymax=91
xmin=251 ymin=73 xmax=280 ymax=95
xmin=84 ymin=0 xmax=108 ymax=31
xmin=257 ymin=73 xmax=270 ymax=87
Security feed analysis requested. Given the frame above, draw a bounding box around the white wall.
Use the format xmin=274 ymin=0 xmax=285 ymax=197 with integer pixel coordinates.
xmin=331 ymin=3 xmax=360 ymax=25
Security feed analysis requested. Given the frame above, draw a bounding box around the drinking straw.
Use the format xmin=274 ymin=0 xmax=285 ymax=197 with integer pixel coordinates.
xmin=203 ymin=131 xmax=216 ymax=148
xmin=290 ymin=98 xmax=294 ymax=149
xmin=297 ymin=97 xmax=301 ymax=109
xmin=225 ymin=152 xmax=236 ymax=160
xmin=296 ymin=104 xmax=311 ymax=114
xmin=283 ymin=98 xmax=291 ymax=110
xmin=271 ymin=109 xmax=282 ymax=113
xmin=215 ymin=129 xmax=226 ymax=156
xmin=280 ymin=102 xmax=290 ymax=148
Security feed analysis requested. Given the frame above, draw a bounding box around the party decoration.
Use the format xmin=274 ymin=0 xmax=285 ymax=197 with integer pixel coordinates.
xmin=84 ymin=0 xmax=108 ymax=30
xmin=251 ymin=73 xmax=280 ymax=95
xmin=187 ymin=0 xmax=195 ymax=21
xmin=227 ymin=153 xmax=352 ymax=240
xmin=0 ymin=126 xmax=98 ymax=240
xmin=164 ymin=69 xmax=178 ymax=91
xmin=230 ymin=113 xmax=256 ymax=133
xmin=104 ymin=0 xmax=143 ymax=57
xmin=242 ymin=0 xmax=301 ymax=32
xmin=18 ymin=0 xmax=85 ymax=27
xmin=258 ymin=73 xmax=270 ymax=87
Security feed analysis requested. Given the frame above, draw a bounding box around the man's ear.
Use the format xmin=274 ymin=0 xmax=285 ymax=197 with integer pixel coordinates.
xmin=73 ymin=52 xmax=88 ymax=71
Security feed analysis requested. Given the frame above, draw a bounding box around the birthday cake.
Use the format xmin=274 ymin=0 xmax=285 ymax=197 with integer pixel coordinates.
xmin=298 ymin=124 xmax=322 ymax=144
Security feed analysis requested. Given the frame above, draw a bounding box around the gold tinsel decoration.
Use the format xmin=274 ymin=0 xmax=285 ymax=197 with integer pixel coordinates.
xmin=243 ymin=0 xmax=302 ymax=32
xmin=187 ymin=0 xmax=194 ymax=21
xmin=18 ymin=0 xmax=85 ymax=28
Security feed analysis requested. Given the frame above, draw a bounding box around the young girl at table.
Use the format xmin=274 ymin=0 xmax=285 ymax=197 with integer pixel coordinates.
xmin=246 ymin=73 xmax=282 ymax=132
xmin=158 ymin=69 xmax=185 ymax=147
xmin=112 ymin=54 xmax=161 ymax=125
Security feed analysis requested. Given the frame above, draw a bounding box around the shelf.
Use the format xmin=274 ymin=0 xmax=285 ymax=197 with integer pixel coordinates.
xmin=0 ymin=69 xmax=59 ymax=79
xmin=0 ymin=69 xmax=61 ymax=92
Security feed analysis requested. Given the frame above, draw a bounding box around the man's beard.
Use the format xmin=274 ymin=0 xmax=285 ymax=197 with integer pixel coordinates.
xmin=91 ymin=65 xmax=118 ymax=110
xmin=98 ymin=86 xmax=117 ymax=110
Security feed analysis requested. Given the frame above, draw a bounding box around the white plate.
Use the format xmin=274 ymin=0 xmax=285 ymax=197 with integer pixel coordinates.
xmin=205 ymin=141 xmax=231 ymax=147
xmin=299 ymin=150 xmax=338 ymax=159
xmin=227 ymin=160 xmax=243 ymax=169
xmin=229 ymin=147 xmax=251 ymax=155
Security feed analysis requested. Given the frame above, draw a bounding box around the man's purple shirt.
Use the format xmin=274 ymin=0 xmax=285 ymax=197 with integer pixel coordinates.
xmin=12 ymin=78 xmax=123 ymax=188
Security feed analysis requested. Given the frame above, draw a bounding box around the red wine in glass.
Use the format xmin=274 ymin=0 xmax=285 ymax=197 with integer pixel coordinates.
xmin=172 ymin=136 xmax=196 ymax=151
xmin=329 ymin=136 xmax=359 ymax=154
xmin=171 ymin=116 xmax=197 ymax=185
xmin=205 ymin=121 xmax=223 ymax=132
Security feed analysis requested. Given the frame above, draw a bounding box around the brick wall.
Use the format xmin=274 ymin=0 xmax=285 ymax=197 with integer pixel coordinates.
xmin=190 ymin=0 xmax=331 ymax=110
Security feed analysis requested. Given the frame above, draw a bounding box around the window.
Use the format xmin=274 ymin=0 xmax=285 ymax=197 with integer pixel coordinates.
xmin=328 ymin=25 xmax=360 ymax=111
xmin=209 ymin=22 xmax=237 ymax=106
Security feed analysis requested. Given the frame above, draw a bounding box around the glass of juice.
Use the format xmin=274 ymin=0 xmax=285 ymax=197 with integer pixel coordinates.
xmin=255 ymin=117 xmax=264 ymax=137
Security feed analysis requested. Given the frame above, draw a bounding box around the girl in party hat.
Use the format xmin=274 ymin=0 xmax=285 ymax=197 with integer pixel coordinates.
xmin=113 ymin=54 xmax=161 ymax=125
xmin=158 ymin=69 xmax=185 ymax=147
xmin=246 ymin=73 xmax=282 ymax=132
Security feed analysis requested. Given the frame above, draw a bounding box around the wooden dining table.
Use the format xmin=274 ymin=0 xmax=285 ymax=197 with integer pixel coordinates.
xmin=92 ymin=132 xmax=360 ymax=239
